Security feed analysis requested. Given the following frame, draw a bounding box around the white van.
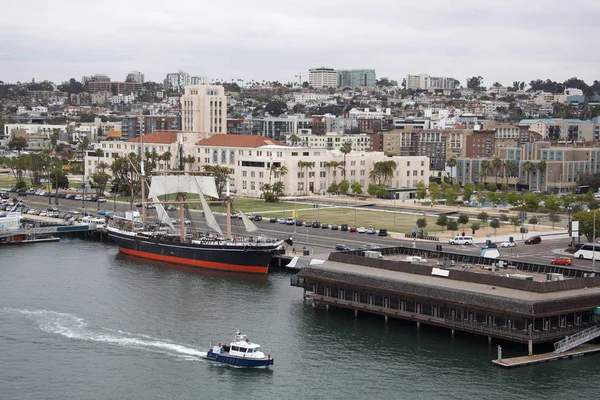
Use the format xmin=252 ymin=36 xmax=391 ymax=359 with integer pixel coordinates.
xmin=448 ymin=236 xmax=473 ymax=245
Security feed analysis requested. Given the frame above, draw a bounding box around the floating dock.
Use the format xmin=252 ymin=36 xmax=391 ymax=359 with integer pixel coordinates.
xmin=493 ymin=343 xmax=600 ymax=367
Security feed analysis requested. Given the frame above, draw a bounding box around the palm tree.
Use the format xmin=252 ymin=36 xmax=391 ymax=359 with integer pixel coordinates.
xmin=537 ymin=160 xmax=547 ymax=190
xmin=523 ymin=161 xmax=535 ymax=190
xmin=503 ymin=159 xmax=514 ymax=190
xmin=288 ymin=134 xmax=301 ymax=146
xmin=447 ymin=157 xmax=457 ymax=185
xmin=298 ymin=161 xmax=313 ymax=195
xmin=278 ymin=165 xmax=288 ymax=182
xmin=480 ymin=159 xmax=491 ymax=184
xmin=492 ymin=157 xmax=502 ymax=185
xmin=160 ymin=151 xmax=172 ymax=170
xmin=340 ymin=141 xmax=352 ymax=181
xmin=324 ymin=161 xmax=342 ymax=189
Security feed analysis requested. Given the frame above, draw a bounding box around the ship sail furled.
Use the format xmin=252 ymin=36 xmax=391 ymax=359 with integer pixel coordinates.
xmin=152 ymin=197 xmax=176 ymax=232
xmin=198 ymin=190 xmax=223 ymax=236
xmin=239 ymin=210 xmax=258 ymax=233
xmin=148 ymin=175 xmax=219 ymax=199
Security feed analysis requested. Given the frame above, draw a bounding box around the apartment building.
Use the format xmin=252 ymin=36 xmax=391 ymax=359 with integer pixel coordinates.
xmin=164 ymin=71 xmax=190 ymax=92
xmin=251 ymin=115 xmax=313 ymax=141
xmin=337 ymin=69 xmax=376 ymax=87
xmin=405 ymin=74 xmax=457 ymax=90
xmin=520 ymin=118 xmax=597 ymax=142
xmin=181 ymin=85 xmax=227 ymax=135
xmin=456 ymin=142 xmax=600 ymax=192
xmin=121 ymin=116 xmax=181 ymax=140
xmin=465 ymin=130 xmax=495 ymax=158
xmin=283 ymin=131 xmax=371 ymax=151
xmin=87 ymin=81 xmax=143 ymax=94
xmin=194 ymin=135 xmax=429 ymax=198
xmin=309 ymin=67 xmax=338 ymax=88
xmin=126 ymin=71 xmax=144 ymax=83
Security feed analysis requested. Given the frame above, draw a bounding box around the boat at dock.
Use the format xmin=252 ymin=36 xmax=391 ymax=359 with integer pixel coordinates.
xmin=203 ymin=330 xmax=274 ymax=368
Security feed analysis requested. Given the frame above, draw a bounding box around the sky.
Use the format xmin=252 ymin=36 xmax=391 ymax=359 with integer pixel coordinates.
xmin=1 ymin=0 xmax=599 ymax=87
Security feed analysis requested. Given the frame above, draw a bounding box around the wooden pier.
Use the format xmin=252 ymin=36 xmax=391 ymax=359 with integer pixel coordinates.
xmin=493 ymin=343 xmax=600 ymax=368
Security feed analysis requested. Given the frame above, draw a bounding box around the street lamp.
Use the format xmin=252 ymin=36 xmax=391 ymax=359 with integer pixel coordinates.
xmin=354 ymin=195 xmax=357 ymax=227
xmin=47 ymin=166 xmax=51 ymax=205
xmin=587 ymin=209 xmax=597 ymax=273
xmin=393 ymin=193 xmax=396 ymax=231
xmin=567 ymin=206 xmax=573 ymax=246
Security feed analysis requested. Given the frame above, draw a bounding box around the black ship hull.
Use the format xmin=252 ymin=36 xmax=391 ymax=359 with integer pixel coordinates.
xmin=107 ymin=229 xmax=280 ymax=274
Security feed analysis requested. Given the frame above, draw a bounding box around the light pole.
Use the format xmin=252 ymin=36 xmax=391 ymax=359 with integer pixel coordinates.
xmin=393 ymin=193 xmax=396 ymax=231
xmin=354 ymin=195 xmax=357 ymax=227
xmin=47 ymin=166 xmax=51 ymax=205
xmin=567 ymin=206 xmax=573 ymax=246
xmin=290 ymin=184 xmax=297 ymax=234
xmin=588 ymin=209 xmax=597 ymax=273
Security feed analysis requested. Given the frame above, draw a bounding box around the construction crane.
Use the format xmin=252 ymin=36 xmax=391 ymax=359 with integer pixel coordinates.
xmin=294 ymin=73 xmax=307 ymax=87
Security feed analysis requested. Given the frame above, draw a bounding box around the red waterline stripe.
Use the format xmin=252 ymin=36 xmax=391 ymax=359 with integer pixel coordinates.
xmin=119 ymin=248 xmax=269 ymax=274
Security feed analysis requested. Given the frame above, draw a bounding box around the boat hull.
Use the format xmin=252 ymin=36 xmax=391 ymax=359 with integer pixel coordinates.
xmin=204 ymin=353 xmax=274 ymax=368
xmin=108 ymin=229 xmax=279 ymax=274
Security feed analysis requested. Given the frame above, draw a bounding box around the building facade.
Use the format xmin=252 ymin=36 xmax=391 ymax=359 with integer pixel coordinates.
xmin=181 ymin=85 xmax=227 ymax=135
xmin=405 ymin=74 xmax=456 ymax=90
xmin=121 ymin=116 xmax=181 ymax=140
xmin=164 ymin=71 xmax=191 ymax=92
xmin=309 ymin=67 xmax=338 ymax=88
xmin=337 ymin=69 xmax=376 ymax=87
xmin=126 ymin=71 xmax=144 ymax=83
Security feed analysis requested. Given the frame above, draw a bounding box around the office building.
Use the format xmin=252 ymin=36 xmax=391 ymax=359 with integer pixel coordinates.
xmin=309 ymin=67 xmax=338 ymax=88
xmin=181 ymin=85 xmax=227 ymax=135
xmin=337 ymin=69 xmax=376 ymax=87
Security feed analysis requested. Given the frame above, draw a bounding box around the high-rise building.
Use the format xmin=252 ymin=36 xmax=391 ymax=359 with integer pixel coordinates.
xmin=309 ymin=67 xmax=338 ymax=88
xmin=164 ymin=71 xmax=190 ymax=92
xmin=126 ymin=71 xmax=145 ymax=83
xmin=337 ymin=69 xmax=376 ymax=87
xmin=406 ymin=74 xmax=456 ymax=90
xmin=181 ymin=85 xmax=227 ymax=135
xmin=190 ymin=76 xmax=207 ymax=85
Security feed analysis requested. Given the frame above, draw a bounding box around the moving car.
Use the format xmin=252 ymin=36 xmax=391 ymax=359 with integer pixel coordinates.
xmin=378 ymin=228 xmax=388 ymax=237
xmin=551 ymin=257 xmax=573 ymax=265
xmin=524 ymin=236 xmax=542 ymax=245
xmin=335 ymin=244 xmax=351 ymax=251
xmin=500 ymin=241 xmax=517 ymax=248
xmin=357 ymin=226 xmax=366 ymax=233
xmin=448 ymin=236 xmax=473 ymax=245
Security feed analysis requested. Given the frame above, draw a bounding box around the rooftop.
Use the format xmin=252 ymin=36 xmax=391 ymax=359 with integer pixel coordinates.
xmin=125 ymin=131 xmax=179 ymax=144
xmin=196 ymin=134 xmax=288 ymax=147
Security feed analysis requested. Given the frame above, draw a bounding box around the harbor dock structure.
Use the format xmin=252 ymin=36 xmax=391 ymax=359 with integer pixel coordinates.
xmin=290 ymin=246 xmax=600 ymax=352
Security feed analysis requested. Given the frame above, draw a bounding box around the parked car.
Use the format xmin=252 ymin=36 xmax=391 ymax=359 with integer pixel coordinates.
xmin=357 ymin=226 xmax=366 ymax=233
xmin=349 ymin=226 xmax=357 ymax=232
xmin=312 ymin=221 xmax=321 ymax=228
xmin=321 ymin=223 xmax=329 ymax=229
xmin=366 ymin=226 xmax=376 ymax=234
xmin=74 ymin=195 xmax=82 ymax=200
xmin=145 ymin=204 xmax=156 ymax=209
xmin=500 ymin=241 xmax=517 ymax=248
xmin=378 ymin=228 xmax=388 ymax=236
xmin=135 ymin=203 xmax=142 ymax=208
xmin=98 ymin=197 xmax=107 ymax=203
xmin=278 ymin=217 xmax=286 ymax=224
xmin=295 ymin=219 xmax=303 ymax=226
xmin=166 ymin=205 xmax=177 ymax=211
xmin=524 ymin=236 xmax=542 ymax=245
xmin=286 ymin=217 xmax=295 ymax=225
xmin=254 ymin=215 xmax=262 ymax=221
xmin=340 ymin=224 xmax=349 ymax=231
xmin=98 ymin=209 xmax=108 ymax=215
xmin=335 ymin=244 xmax=351 ymax=251
xmin=68 ymin=209 xmax=80 ymax=214
xmin=362 ymin=244 xmax=380 ymax=250
xmin=551 ymin=257 xmax=573 ymax=265
xmin=331 ymin=224 xmax=339 ymax=230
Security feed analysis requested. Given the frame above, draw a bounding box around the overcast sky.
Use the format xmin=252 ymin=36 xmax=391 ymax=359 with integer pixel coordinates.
xmin=1 ymin=0 xmax=598 ymax=87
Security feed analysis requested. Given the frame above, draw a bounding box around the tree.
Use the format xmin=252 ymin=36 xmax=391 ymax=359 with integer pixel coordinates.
xmin=447 ymin=219 xmax=459 ymax=233
xmin=327 ymin=183 xmax=339 ymax=195
xmin=523 ymin=161 xmax=535 ymax=190
xmin=487 ymin=182 xmax=497 ymax=193
xmin=528 ymin=216 xmax=539 ymax=230
xmin=492 ymin=157 xmax=502 ymax=185
xmin=466 ymin=76 xmax=484 ymax=91
xmin=429 ymin=182 xmax=441 ymax=202
xmin=203 ymin=165 xmax=232 ymax=199
xmin=480 ymin=159 xmax=491 ymax=184
xmin=447 ymin=157 xmax=457 ymax=184
xmin=452 ymin=183 xmax=460 ymax=193
xmin=416 ymin=181 xmax=427 ymax=200
xmin=537 ymin=160 xmax=547 ymax=189
xmin=476 ymin=182 xmax=486 ymax=192
xmin=463 ymin=182 xmax=474 ymax=202
xmin=545 ymin=196 xmax=563 ymax=212
xmin=91 ymin=170 xmax=110 ymax=205
xmin=441 ymin=182 xmax=451 ymax=194
xmin=509 ymin=215 xmax=521 ymax=232
xmin=416 ymin=218 xmax=427 ymax=232
xmin=324 ymin=161 xmax=342 ymax=188
xmin=8 ymin=136 xmax=28 ymax=154
xmin=445 ymin=189 xmax=458 ymax=204
xmin=436 ymin=215 xmax=448 ymax=231
xmin=471 ymin=223 xmax=480 ymax=235
xmin=458 ymin=214 xmax=469 ymax=227
xmin=297 ymin=161 xmax=313 ymax=195
xmin=351 ymin=181 xmax=363 ymax=194
xmin=490 ymin=218 xmax=500 ymax=235
xmin=548 ymin=212 xmax=561 ymax=228
xmin=572 ymin=211 xmax=598 ymax=242
xmin=261 ymin=181 xmax=285 ymax=202
xmin=340 ymin=141 xmax=352 ymax=180
xmin=369 ymin=160 xmax=397 ymax=186
xmin=288 ymin=134 xmax=301 ymax=146
xmin=477 ymin=211 xmax=489 ymax=223
xmin=264 ymin=100 xmax=288 ymax=116
xmin=339 ymin=180 xmax=350 ymax=194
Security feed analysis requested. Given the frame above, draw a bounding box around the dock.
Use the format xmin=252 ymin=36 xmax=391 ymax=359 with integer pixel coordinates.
xmin=493 ymin=344 xmax=600 ymax=367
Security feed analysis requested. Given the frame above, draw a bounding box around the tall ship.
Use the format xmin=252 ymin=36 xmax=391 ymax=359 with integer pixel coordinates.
xmin=106 ymin=143 xmax=285 ymax=274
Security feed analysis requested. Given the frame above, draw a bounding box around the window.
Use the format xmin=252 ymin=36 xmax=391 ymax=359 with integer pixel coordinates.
xmin=259 ymin=172 xmax=264 ymax=178
xmin=251 ymin=182 xmax=255 ymax=190
xmin=251 ymin=171 xmax=255 ymax=178
xmin=407 ymin=171 xmax=410 ymax=177
xmin=242 ymin=181 xmax=247 ymax=189
xmin=292 ymin=152 xmax=298 ymax=156
xmin=213 ymin=150 xmax=218 ymax=163
xmin=242 ymin=171 xmax=247 ymax=177
xmin=221 ymin=150 xmax=226 ymax=164
xmin=407 ymin=161 xmax=410 ymax=167
xmin=230 ymin=151 xmax=235 ymax=164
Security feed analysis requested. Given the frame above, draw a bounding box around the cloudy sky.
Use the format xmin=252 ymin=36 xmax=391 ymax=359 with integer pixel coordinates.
xmin=1 ymin=0 xmax=598 ymax=87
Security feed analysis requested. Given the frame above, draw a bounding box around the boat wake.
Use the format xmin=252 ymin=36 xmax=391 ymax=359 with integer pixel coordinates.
xmin=2 ymin=308 xmax=207 ymax=361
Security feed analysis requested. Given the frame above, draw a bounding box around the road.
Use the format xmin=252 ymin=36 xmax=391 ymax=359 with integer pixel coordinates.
xmin=13 ymin=194 xmax=598 ymax=272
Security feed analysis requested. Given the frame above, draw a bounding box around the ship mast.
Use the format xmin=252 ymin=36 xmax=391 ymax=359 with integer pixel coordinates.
xmin=140 ymin=130 xmax=146 ymax=224
xmin=226 ymin=181 xmax=231 ymax=238
xmin=178 ymin=136 xmax=185 ymax=241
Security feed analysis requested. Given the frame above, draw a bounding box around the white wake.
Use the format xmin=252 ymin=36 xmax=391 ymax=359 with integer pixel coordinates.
xmin=2 ymin=308 xmax=207 ymax=360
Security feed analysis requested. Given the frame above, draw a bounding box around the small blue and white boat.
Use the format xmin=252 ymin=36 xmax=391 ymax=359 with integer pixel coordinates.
xmin=204 ymin=330 xmax=274 ymax=368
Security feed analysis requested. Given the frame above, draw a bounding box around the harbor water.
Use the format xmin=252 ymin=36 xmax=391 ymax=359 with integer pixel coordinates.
xmin=1 ymin=238 xmax=599 ymax=399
